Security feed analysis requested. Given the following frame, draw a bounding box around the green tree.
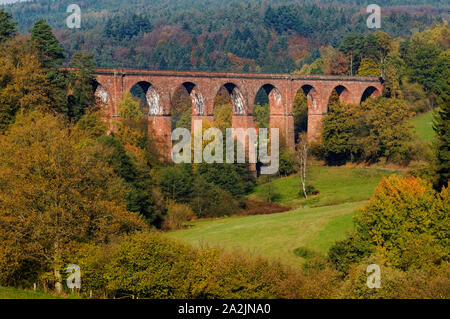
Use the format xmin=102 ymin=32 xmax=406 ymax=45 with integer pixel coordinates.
xmin=353 ymin=175 xmax=448 ymax=270
xmin=339 ymin=33 xmax=364 ymax=75
xmin=158 ymin=164 xmax=194 ymax=202
xmin=404 ymin=40 xmax=443 ymax=96
xmin=0 ymin=9 xmax=17 ymax=43
xmin=357 ymin=58 xmax=380 ymax=77
xmin=374 ymin=31 xmax=393 ymax=77
xmin=320 ymin=91 xmax=354 ymax=165
xmin=30 ymin=19 xmax=68 ymax=116
xmin=98 ymin=135 xmax=160 ymax=225
xmin=433 ymin=101 xmax=450 ymax=190
xmin=118 ymin=91 xmax=144 ymax=120
xmin=30 ymin=19 xmax=64 ymax=68
xmin=67 ymin=52 xmax=97 ymax=121
xmin=352 ymin=97 xmax=415 ymax=164
xmin=330 ymin=175 xmax=449 ymax=273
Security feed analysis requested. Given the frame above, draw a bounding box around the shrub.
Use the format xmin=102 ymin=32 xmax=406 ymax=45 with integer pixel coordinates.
xmin=339 ymin=259 xmax=450 ymax=299
xmin=75 ymin=231 xmax=338 ymax=299
xmin=162 ymin=202 xmax=196 ymax=231
xmin=239 ymin=198 xmax=290 ymax=216
xmin=293 ymin=247 xmax=319 ymax=259
xmin=278 ymin=147 xmax=296 ymax=177
xmin=299 ymin=185 xmax=315 ymax=198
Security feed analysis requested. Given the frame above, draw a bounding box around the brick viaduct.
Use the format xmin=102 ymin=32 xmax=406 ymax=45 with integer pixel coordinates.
xmin=86 ymin=68 xmax=383 ymax=156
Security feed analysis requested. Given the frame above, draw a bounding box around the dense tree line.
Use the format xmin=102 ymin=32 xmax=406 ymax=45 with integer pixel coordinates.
xmin=3 ymin=0 xmax=445 ymax=72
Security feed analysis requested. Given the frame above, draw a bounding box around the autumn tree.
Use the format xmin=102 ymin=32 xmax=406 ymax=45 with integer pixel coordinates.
xmin=0 ymin=36 xmax=50 ymax=132
xmin=357 ymin=58 xmax=380 ymax=77
xmin=0 ymin=111 xmax=145 ymax=289
xmin=374 ymin=31 xmax=393 ymax=77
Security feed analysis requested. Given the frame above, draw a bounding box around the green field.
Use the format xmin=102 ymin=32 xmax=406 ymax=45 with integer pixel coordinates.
xmin=0 ymin=286 xmax=66 ymax=299
xmin=411 ymin=110 xmax=436 ymax=143
xmin=249 ymin=165 xmax=394 ymax=207
xmin=168 ymin=201 xmax=362 ymax=266
xmin=168 ymin=166 xmax=398 ymax=267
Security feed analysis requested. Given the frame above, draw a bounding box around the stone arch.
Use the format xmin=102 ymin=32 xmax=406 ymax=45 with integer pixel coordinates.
xmin=254 ymin=84 xmax=283 ymax=116
xmin=334 ymin=85 xmax=351 ymax=102
xmin=300 ymin=84 xmax=318 ymax=112
xmin=291 ymin=85 xmax=314 ymax=143
xmin=173 ymin=82 xmax=205 ymax=116
xmin=361 ymin=86 xmax=381 ymax=103
xmin=93 ymin=81 xmax=111 ymax=112
xmin=217 ymin=82 xmax=246 ymax=115
xmin=326 ymin=84 xmax=351 ymax=110
xmin=130 ymin=81 xmax=163 ymax=116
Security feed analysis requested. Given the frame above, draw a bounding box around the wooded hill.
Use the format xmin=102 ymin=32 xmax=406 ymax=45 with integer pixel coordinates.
xmin=4 ymin=0 xmax=448 ymax=72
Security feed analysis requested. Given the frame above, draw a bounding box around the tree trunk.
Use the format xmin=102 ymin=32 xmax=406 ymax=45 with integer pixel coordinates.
xmin=54 ymin=241 xmax=63 ymax=294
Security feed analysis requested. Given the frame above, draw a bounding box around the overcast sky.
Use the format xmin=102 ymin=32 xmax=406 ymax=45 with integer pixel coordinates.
xmin=0 ymin=0 xmax=29 ymax=5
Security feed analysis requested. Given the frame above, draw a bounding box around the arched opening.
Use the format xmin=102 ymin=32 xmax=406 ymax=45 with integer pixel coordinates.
xmin=300 ymin=84 xmax=318 ymax=112
xmin=213 ymin=85 xmax=234 ymax=132
xmin=171 ymin=82 xmax=205 ymax=131
xmin=292 ymin=85 xmax=312 ymax=143
xmin=254 ymin=84 xmax=282 ymax=130
xmin=334 ymin=85 xmax=350 ymax=103
xmin=171 ymin=83 xmax=192 ymax=131
xmin=223 ymin=83 xmax=245 ymax=116
xmin=93 ymin=81 xmax=110 ymax=114
xmin=129 ymin=81 xmax=162 ymax=116
xmin=361 ymin=86 xmax=380 ymax=103
xmin=327 ymin=85 xmax=350 ymax=112
xmin=327 ymin=85 xmax=351 ymax=109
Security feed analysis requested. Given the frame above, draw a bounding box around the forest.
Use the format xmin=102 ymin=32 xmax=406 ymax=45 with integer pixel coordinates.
xmin=3 ymin=0 xmax=449 ymax=72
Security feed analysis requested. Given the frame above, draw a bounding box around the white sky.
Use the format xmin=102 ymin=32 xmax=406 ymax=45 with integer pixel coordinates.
xmin=0 ymin=0 xmax=30 ymax=5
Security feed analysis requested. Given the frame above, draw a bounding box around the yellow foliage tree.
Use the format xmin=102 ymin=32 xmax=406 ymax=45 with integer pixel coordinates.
xmin=0 ymin=111 xmax=146 ymax=290
xmin=0 ymin=36 xmax=50 ymax=131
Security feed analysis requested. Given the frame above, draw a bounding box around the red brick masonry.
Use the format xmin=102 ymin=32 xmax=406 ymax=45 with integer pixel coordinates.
xmin=62 ymin=68 xmax=383 ymax=155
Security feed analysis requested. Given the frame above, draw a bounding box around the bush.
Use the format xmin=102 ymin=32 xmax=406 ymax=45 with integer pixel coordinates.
xmin=75 ymin=231 xmax=340 ymax=299
xmin=239 ymin=198 xmax=291 ymax=216
xmin=339 ymin=259 xmax=450 ymax=299
xmin=293 ymin=247 xmax=319 ymax=259
xmin=299 ymin=185 xmax=315 ymax=198
xmin=278 ymin=147 xmax=296 ymax=177
xmin=162 ymin=202 xmax=196 ymax=231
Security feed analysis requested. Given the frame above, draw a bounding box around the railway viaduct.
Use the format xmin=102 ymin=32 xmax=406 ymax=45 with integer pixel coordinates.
xmin=85 ymin=68 xmax=383 ymax=155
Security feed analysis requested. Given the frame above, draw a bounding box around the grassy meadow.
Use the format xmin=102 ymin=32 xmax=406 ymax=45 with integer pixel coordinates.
xmin=168 ymin=165 xmax=399 ymax=267
xmin=0 ymin=286 xmax=70 ymax=299
xmin=411 ymin=110 xmax=436 ymax=143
